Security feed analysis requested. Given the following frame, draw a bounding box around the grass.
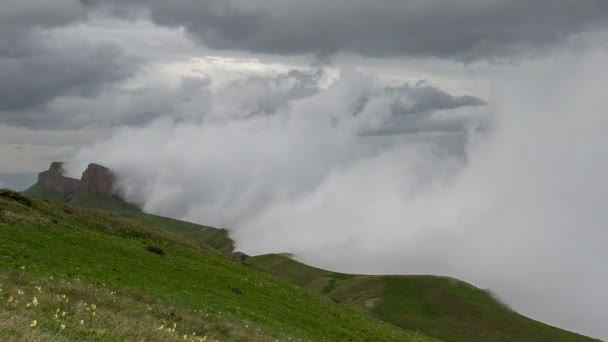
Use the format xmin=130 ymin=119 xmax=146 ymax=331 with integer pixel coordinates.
xmin=19 ymin=184 xmax=599 ymax=341
xmin=21 ymin=183 xmax=67 ymax=202
xmin=23 ymin=187 xmax=235 ymax=255
xmin=0 ymin=190 xmax=433 ymax=341
xmin=246 ymin=254 xmax=598 ymax=342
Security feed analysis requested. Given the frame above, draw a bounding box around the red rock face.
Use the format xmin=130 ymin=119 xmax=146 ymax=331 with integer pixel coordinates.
xmin=37 ymin=162 xmax=116 ymax=197
xmin=38 ymin=162 xmax=80 ymax=195
xmin=79 ymin=163 xmax=116 ymax=197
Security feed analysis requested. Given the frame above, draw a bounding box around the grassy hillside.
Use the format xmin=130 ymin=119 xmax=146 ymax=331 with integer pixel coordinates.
xmin=23 ymin=186 xmax=234 ymax=255
xmin=22 ymin=183 xmax=67 ymax=202
xmin=246 ymin=254 xmax=597 ymax=342
xmin=0 ymin=189 xmax=431 ymax=341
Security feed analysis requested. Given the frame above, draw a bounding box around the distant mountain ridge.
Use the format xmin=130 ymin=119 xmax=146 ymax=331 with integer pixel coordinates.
xmin=0 ymin=172 xmax=36 ymax=191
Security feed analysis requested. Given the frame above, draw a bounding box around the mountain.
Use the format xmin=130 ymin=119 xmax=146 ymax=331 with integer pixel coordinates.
xmin=23 ymin=162 xmax=234 ymax=255
xmin=17 ymin=163 xmax=600 ymax=341
xmin=247 ymin=254 xmax=596 ymax=342
xmin=0 ymin=189 xmax=426 ymax=341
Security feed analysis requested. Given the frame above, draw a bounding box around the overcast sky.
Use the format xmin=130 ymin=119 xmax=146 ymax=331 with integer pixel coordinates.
xmin=2 ymin=1 xmax=608 ymax=339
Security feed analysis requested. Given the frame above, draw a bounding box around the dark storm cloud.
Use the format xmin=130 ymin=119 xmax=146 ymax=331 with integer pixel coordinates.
xmin=385 ymin=84 xmax=486 ymax=116
xmin=86 ymin=0 xmax=608 ymax=60
xmin=0 ymin=36 xmax=138 ymax=113
xmin=356 ymin=83 xmax=486 ymax=137
xmin=0 ymin=0 xmax=139 ymax=127
xmin=0 ymin=0 xmax=88 ymax=32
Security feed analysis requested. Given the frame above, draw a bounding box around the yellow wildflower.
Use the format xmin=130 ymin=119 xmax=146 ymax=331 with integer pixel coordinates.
xmin=29 ymin=320 xmax=37 ymax=327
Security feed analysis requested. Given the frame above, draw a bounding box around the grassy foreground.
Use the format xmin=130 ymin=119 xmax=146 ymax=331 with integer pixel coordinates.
xmin=0 ymin=190 xmax=433 ymax=341
xmin=246 ymin=254 xmax=598 ymax=342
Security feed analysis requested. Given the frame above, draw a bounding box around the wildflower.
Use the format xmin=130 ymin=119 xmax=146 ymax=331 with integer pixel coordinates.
xmin=61 ymin=311 xmax=66 ymax=317
xmin=32 ymin=297 xmax=38 ymax=306
xmin=26 ymin=303 xmax=31 ymax=308
xmin=29 ymin=320 xmax=37 ymax=327
xmin=92 ymin=311 xmax=96 ymax=317
xmin=79 ymin=320 xmax=84 ymax=325
xmin=157 ymin=325 xmax=164 ymax=331
xmin=183 ymin=335 xmax=188 ymax=340
xmin=17 ymin=289 xmax=24 ymax=295
xmin=8 ymin=296 xmax=13 ymax=303
xmin=60 ymin=324 xmax=66 ymax=330
xmin=35 ymin=286 xmax=42 ymax=292
xmin=20 ymin=266 xmax=25 ymax=270
xmin=91 ymin=304 xmax=96 ymax=310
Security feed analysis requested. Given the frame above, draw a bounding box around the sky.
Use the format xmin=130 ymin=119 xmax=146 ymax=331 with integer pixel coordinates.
xmin=2 ymin=1 xmax=608 ymax=338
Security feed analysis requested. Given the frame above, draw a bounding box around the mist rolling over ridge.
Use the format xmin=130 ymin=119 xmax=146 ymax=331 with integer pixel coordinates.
xmin=69 ymin=46 xmax=608 ymax=338
xmin=2 ymin=1 xmax=608 ymax=339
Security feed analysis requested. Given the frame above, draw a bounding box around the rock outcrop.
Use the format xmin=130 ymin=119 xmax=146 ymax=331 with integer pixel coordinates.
xmin=79 ymin=163 xmax=116 ymax=197
xmin=38 ymin=162 xmax=80 ymax=195
xmin=35 ymin=162 xmax=116 ymax=197
xmin=231 ymin=251 xmax=250 ymax=262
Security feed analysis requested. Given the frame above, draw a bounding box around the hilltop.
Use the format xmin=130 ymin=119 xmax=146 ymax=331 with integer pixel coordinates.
xmin=23 ymin=163 xmax=234 ymax=255
xmin=247 ymin=254 xmax=596 ymax=342
xmin=0 ymin=189 xmax=428 ymax=341
xmin=15 ymin=163 xmax=600 ymax=341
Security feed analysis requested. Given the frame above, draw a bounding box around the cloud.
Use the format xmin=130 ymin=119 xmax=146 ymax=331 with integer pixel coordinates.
xmin=70 ymin=43 xmax=608 ymax=339
xmin=0 ymin=0 xmax=87 ymax=33
xmin=86 ymin=0 xmax=608 ymax=60
xmin=69 ymin=68 xmax=485 ymax=221
xmin=0 ymin=33 xmax=138 ymax=114
xmin=0 ymin=2 xmax=139 ymax=128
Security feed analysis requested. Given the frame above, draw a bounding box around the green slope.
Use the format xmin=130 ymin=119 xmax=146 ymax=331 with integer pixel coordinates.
xmin=0 ymin=190 xmax=431 ymax=341
xmin=22 ymin=183 xmax=67 ymax=202
xmin=246 ymin=254 xmax=598 ymax=342
xmin=23 ymin=185 xmax=234 ymax=255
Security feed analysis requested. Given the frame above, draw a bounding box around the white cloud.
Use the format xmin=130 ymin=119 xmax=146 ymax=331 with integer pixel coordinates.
xmin=70 ymin=42 xmax=608 ymax=339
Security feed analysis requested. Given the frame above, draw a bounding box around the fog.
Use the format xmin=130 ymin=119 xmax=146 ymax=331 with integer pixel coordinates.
xmin=70 ymin=44 xmax=608 ymax=338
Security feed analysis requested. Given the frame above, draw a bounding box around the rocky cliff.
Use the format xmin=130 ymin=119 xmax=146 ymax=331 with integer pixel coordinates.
xmin=37 ymin=162 xmax=80 ymax=195
xmin=35 ymin=162 xmax=116 ymax=197
xmin=79 ymin=163 xmax=116 ymax=197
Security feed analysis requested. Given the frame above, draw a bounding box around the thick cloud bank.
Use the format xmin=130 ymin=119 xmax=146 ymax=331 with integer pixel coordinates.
xmin=87 ymin=0 xmax=608 ymax=60
xmin=71 ymin=47 xmax=608 ymax=338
